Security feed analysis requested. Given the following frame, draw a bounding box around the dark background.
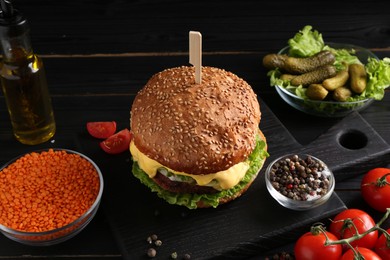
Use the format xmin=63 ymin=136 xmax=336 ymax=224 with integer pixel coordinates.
xmin=0 ymin=0 xmax=389 ymax=259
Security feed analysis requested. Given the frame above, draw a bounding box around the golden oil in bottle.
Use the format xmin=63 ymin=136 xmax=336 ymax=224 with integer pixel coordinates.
xmin=0 ymin=51 xmax=56 ymax=145
xmin=0 ymin=2 xmax=56 ymax=145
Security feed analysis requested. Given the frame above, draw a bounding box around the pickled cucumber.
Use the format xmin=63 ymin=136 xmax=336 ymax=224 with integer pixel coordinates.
xmin=322 ymin=68 xmax=349 ymax=91
xmin=280 ymin=74 xmax=296 ymax=81
xmin=262 ymin=54 xmax=288 ymax=70
xmin=290 ymin=65 xmax=337 ymax=86
xmin=349 ymin=63 xmax=367 ymax=94
xmin=285 ymin=51 xmax=335 ymax=74
xmin=306 ymin=84 xmax=328 ymax=100
xmin=333 ymin=86 xmax=352 ymax=102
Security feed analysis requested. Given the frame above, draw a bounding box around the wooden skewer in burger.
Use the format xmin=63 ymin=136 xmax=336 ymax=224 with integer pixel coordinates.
xmin=129 ymin=31 xmax=268 ymax=209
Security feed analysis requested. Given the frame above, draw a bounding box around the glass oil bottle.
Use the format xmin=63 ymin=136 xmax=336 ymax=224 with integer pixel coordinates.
xmin=0 ymin=0 xmax=55 ymax=145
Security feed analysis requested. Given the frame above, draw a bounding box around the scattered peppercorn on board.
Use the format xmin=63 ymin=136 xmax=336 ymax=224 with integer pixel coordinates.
xmin=77 ymin=96 xmax=390 ymax=260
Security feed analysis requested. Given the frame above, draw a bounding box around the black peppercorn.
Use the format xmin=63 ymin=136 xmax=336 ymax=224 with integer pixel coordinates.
xmin=269 ymin=154 xmax=331 ymax=201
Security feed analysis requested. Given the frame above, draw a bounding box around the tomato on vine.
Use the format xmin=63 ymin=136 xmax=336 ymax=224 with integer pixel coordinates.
xmin=374 ymin=228 xmax=390 ymax=259
xmin=294 ymin=226 xmax=342 ymax=260
xmin=329 ymin=209 xmax=378 ymax=250
xmin=340 ymin=247 xmax=381 ymax=260
xmin=361 ymin=168 xmax=390 ymax=212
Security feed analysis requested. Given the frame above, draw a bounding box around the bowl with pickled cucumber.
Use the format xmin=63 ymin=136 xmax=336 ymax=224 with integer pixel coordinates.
xmin=263 ymin=26 xmax=390 ymax=117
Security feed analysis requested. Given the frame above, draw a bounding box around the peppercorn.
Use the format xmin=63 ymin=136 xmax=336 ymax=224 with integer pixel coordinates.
xmin=145 ymin=234 xmax=161 ymax=257
xmin=147 ymin=248 xmax=157 ymax=258
xmin=171 ymin=252 xmax=178 ymax=259
xmin=269 ymin=154 xmax=331 ymax=201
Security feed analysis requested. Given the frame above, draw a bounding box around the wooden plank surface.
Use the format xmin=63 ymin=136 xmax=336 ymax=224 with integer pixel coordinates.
xmin=0 ymin=55 xmax=389 ymax=259
xmin=13 ymin=0 xmax=390 ymax=55
xmin=0 ymin=0 xmax=390 ymax=258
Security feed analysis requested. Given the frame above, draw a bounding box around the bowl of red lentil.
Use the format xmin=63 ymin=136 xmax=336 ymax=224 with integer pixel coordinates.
xmin=0 ymin=148 xmax=103 ymax=245
xmin=265 ymin=154 xmax=335 ymax=211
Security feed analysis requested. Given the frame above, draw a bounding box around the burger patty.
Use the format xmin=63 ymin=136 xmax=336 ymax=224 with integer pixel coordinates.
xmin=152 ymin=171 xmax=219 ymax=194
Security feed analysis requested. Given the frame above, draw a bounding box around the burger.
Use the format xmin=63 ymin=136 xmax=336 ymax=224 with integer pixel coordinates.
xmin=130 ymin=66 xmax=268 ymax=209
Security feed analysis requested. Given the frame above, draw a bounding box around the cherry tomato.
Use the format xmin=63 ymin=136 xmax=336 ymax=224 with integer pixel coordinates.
xmin=294 ymin=230 xmax=342 ymax=260
xmin=329 ymin=209 xmax=378 ymax=250
xmin=374 ymin=228 xmax=390 ymax=259
xmin=361 ymin=168 xmax=390 ymax=212
xmin=100 ymin=129 xmax=131 ymax=154
xmin=341 ymin=247 xmax=381 ymax=260
xmin=87 ymin=121 xmax=117 ymax=139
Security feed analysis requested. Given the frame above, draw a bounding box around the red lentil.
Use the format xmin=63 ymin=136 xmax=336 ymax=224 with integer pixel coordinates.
xmin=0 ymin=149 xmax=100 ymax=232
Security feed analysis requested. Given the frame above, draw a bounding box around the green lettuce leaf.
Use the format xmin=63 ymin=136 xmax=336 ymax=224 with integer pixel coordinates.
xmin=287 ymin=25 xmax=324 ymax=57
xmin=131 ymin=136 xmax=268 ymax=209
xmin=363 ymin=57 xmax=390 ymax=100
xmin=324 ymin=46 xmax=361 ymax=71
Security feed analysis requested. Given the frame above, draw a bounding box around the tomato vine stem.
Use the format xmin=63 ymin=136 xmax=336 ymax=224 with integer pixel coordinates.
xmin=315 ymin=208 xmax=390 ymax=259
xmin=362 ymin=172 xmax=390 ymax=187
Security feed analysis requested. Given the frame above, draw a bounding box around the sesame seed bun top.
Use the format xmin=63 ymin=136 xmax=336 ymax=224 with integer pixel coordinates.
xmin=130 ymin=66 xmax=261 ymax=175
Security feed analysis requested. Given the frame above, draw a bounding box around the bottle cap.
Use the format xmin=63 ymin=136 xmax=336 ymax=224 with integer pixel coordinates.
xmin=0 ymin=0 xmax=26 ymax=26
xmin=0 ymin=0 xmax=28 ymax=37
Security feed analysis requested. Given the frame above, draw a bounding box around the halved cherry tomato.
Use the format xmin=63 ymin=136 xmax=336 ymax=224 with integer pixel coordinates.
xmin=87 ymin=121 xmax=117 ymax=139
xmin=374 ymin=228 xmax=390 ymax=259
xmin=341 ymin=247 xmax=381 ymax=260
xmin=361 ymin=168 xmax=390 ymax=212
xmin=100 ymin=129 xmax=131 ymax=154
xmin=329 ymin=209 xmax=378 ymax=250
xmin=294 ymin=230 xmax=342 ymax=260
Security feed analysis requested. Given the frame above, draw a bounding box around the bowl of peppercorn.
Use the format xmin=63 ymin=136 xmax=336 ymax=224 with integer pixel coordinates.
xmin=265 ymin=154 xmax=335 ymax=211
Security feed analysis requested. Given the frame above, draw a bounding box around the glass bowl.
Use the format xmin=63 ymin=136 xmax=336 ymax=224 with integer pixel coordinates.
xmin=275 ymin=85 xmax=374 ymax=117
xmin=265 ymin=154 xmax=335 ymax=211
xmin=0 ymin=149 xmax=104 ymax=246
xmin=274 ymin=43 xmax=378 ymax=117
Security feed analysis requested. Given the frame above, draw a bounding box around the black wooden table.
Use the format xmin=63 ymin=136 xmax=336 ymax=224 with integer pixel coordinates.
xmin=0 ymin=0 xmax=389 ymax=259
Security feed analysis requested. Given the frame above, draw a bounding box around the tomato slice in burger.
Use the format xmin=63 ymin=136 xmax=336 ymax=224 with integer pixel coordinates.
xmin=100 ymin=129 xmax=131 ymax=154
xmin=87 ymin=121 xmax=117 ymax=139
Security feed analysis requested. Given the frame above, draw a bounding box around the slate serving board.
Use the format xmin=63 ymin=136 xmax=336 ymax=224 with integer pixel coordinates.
xmin=80 ymin=98 xmax=390 ymax=259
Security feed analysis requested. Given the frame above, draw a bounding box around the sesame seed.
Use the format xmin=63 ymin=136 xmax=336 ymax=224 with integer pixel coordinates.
xmin=130 ymin=66 xmax=261 ymax=174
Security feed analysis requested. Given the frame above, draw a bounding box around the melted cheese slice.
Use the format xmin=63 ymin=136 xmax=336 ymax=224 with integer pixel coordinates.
xmin=130 ymin=141 xmax=249 ymax=190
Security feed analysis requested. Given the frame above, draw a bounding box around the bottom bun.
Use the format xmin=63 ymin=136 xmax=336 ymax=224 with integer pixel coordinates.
xmin=131 ymin=131 xmax=268 ymax=209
